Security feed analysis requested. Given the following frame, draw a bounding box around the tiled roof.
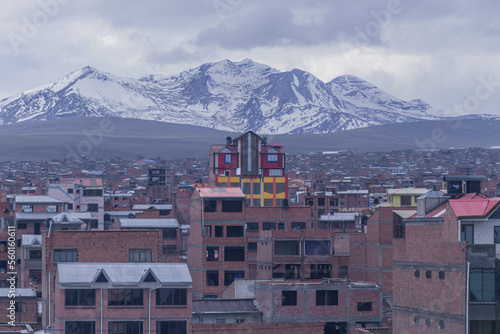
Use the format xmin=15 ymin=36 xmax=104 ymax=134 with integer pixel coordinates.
xmin=197 ymin=187 xmax=245 ymax=198
xmin=193 ymin=299 xmax=261 ymax=314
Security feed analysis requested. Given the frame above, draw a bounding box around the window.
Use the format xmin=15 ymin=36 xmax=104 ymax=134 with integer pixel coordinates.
xmin=248 ymin=242 xmax=257 ymax=252
xmin=470 ymin=269 xmax=495 ymax=302
xmin=221 ymin=200 xmax=243 ymax=212
xmin=156 ymin=321 xmax=186 ymax=334
xmin=129 ymin=249 xmax=152 ymax=262
xmin=439 ymin=320 xmax=445 ymax=330
xmin=425 ymin=318 xmax=431 ymax=327
xmin=163 ymin=228 xmax=177 ymax=239
xmin=426 ymin=270 xmax=432 ymax=279
xmin=204 ymin=200 xmax=217 ymax=212
xmin=163 ymin=246 xmax=177 ymax=255
xmin=14 ymin=302 xmax=27 ymax=313
xmin=263 ymin=222 xmax=276 ymax=230
xmin=159 ymin=209 xmax=171 ymax=216
xmin=269 ymin=169 xmax=282 ymax=176
xmin=67 ymin=203 xmax=73 ymax=210
xmin=65 ymin=321 xmax=95 ymax=334
xmin=215 ymin=226 xmax=224 ymax=237
xmin=274 ymin=241 xmax=300 ymax=256
xmin=317 ymin=198 xmax=325 ymax=206
xmin=87 ymin=204 xmax=98 ymax=212
xmin=357 ymin=302 xmax=372 ymax=311
xmin=83 ymin=189 xmax=103 ymax=197
xmin=415 ymin=269 xmax=420 ymax=278
xmin=393 ymin=222 xmax=405 ymax=239
xmin=414 ymin=316 xmax=420 ymax=325
xmin=461 ymin=222 xmax=474 ymax=244
xmin=494 ymin=226 xmax=500 ymax=243
xmin=224 ymin=154 xmax=232 ymax=164
xmin=401 ymin=195 xmax=411 ymax=206
xmin=17 ymin=223 xmax=27 ymax=229
xmin=226 ymin=226 xmax=244 ymax=237
xmin=316 ymin=290 xmax=338 ymax=305
xmin=156 ymin=288 xmax=187 ymax=306
xmin=65 ymin=289 xmax=95 ymax=306
xmin=224 ymin=246 xmax=245 ymax=261
xmin=68 ymin=188 xmax=74 ymax=194
xmin=22 ymin=205 xmax=33 ymax=213
xmin=281 ymin=291 xmax=297 ymax=306
xmin=439 ymin=271 xmax=445 ymax=280
xmin=291 ymin=222 xmax=306 ymax=230
xmin=235 ymin=319 xmax=245 ymax=323
xmin=224 ymin=271 xmax=244 ymax=286
xmin=339 ymin=265 xmax=348 ymax=276
xmin=207 ymin=271 xmax=219 ymax=286
xmin=206 ymin=247 xmax=219 ymax=261
xmin=267 ymin=154 xmax=279 ymax=162
xmin=54 ymin=249 xmax=77 ymax=262
xmin=470 ymin=321 xmax=495 ymax=333
xmin=278 ymin=222 xmax=285 ymax=230
xmin=108 ymin=289 xmax=143 ymax=306
xmin=90 ymin=220 xmax=98 ymax=229
xmin=305 ymin=240 xmax=331 ymax=256
xmin=30 ymin=269 xmax=42 ymax=283
xmin=109 ymin=321 xmax=143 ymax=334
xmin=28 ymin=249 xmax=41 ymax=259
xmin=246 ymin=222 xmax=259 ymax=231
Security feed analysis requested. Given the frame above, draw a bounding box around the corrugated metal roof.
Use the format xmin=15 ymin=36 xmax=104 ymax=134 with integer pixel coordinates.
xmin=15 ymin=212 xmax=92 ymax=221
xmin=387 ymin=188 xmax=429 ymax=196
xmin=450 ymin=197 xmax=500 ymax=218
xmin=120 ymin=218 xmax=179 ymax=229
xmin=58 ymin=263 xmax=192 ymax=286
xmin=132 ymin=204 xmax=173 ymax=210
xmin=22 ymin=234 xmax=42 ymax=246
xmin=319 ymin=213 xmax=359 ymax=221
xmin=15 ymin=195 xmax=67 ymax=204
xmin=0 ymin=288 xmax=37 ymax=298
xmin=52 ymin=212 xmax=84 ymax=224
xmin=197 ymin=187 xmax=245 ymax=198
xmin=193 ymin=299 xmax=261 ymax=314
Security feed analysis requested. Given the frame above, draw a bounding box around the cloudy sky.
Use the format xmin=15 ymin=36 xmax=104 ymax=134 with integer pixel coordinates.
xmin=1 ymin=0 xmax=499 ymax=115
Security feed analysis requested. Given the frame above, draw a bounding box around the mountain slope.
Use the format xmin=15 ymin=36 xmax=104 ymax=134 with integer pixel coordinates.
xmin=0 ymin=59 xmax=486 ymax=134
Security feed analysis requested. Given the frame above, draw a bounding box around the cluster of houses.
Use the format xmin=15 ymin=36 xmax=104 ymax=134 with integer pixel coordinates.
xmin=0 ymin=131 xmax=499 ymax=333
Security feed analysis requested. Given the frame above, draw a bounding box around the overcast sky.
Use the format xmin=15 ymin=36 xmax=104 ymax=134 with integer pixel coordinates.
xmin=1 ymin=0 xmax=499 ymax=115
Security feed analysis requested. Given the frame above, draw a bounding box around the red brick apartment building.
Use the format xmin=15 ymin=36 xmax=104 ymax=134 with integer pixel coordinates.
xmin=53 ymin=262 xmax=192 ymax=334
xmin=187 ymin=186 xmax=313 ymax=298
xmin=393 ymin=176 xmax=500 ymax=334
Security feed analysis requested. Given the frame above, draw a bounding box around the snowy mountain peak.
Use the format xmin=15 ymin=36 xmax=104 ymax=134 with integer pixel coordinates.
xmin=0 ymin=59 xmax=455 ymax=132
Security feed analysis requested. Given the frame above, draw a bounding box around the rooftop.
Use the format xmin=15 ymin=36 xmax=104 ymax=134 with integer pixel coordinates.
xmin=119 ymin=218 xmax=179 ymax=229
xmin=193 ymin=299 xmax=261 ymax=314
xmin=197 ymin=187 xmax=245 ymax=199
xmin=15 ymin=195 xmax=67 ymax=204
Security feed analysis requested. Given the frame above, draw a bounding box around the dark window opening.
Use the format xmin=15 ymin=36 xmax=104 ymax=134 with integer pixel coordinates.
xmin=108 ymin=289 xmax=143 ymax=306
xmin=224 ymin=271 xmax=244 ymax=286
xmin=206 ymin=247 xmax=219 ymax=261
xmin=316 ymin=290 xmax=338 ymax=305
xmin=163 ymin=228 xmax=177 ymax=239
xmin=305 ymin=240 xmax=331 ymax=256
xmin=224 ymin=246 xmax=244 ymax=261
xmin=109 ymin=321 xmax=143 ymax=334
xmin=207 ymin=271 xmax=219 ymax=286
xmin=248 ymin=242 xmax=257 ymax=252
xmin=226 ymin=226 xmax=244 ymax=237
xmin=129 ymin=249 xmax=152 ymax=262
xmin=281 ymin=291 xmax=297 ymax=306
xmin=215 ymin=226 xmax=224 ymax=237
xmin=65 ymin=321 xmax=95 ymax=334
xmin=222 ymin=200 xmax=243 ymax=212
xmin=274 ymin=240 xmax=300 ymax=256
xmin=156 ymin=288 xmax=187 ymax=305
xmin=263 ymin=222 xmax=276 ymax=230
xmin=65 ymin=289 xmax=95 ymax=306
xmin=357 ymin=302 xmax=372 ymax=311
xmin=204 ymin=200 xmax=217 ymax=212
xmin=156 ymin=321 xmax=186 ymax=334
xmin=54 ymin=249 xmax=78 ymax=262
xmin=246 ymin=222 xmax=259 ymax=231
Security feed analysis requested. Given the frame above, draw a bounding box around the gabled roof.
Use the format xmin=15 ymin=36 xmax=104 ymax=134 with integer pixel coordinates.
xmin=15 ymin=212 xmax=92 ymax=221
xmin=449 ymin=196 xmax=500 ymax=218
xmin=52 ymin=212 xmax=84 ymax=224
xmin=131 ymin=204 xmax=173 ymax=210
xmin=119 ymin=218 xmax=179 ymax=229
xmin=21 ymin=234 xmax=42 ymax=246
xmin=58 ymin=263 xmax=192 ymax=287
xmin=197 ymin=187 xmax=245 ymax=198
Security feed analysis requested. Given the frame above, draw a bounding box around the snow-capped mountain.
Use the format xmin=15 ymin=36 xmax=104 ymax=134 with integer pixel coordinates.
xmin=0 ymin=59 xmax=457 ymax=134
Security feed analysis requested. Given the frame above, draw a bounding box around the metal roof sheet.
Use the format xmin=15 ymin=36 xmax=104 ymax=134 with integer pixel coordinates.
xmin=15 ymin=195 xmax=67 ymax=204
xmin=52 ymin=212 xmax=84 ymax=224
xmin=21 ymin=234 xmax=42 ymax=246
xmin=132 ymin=204 xmax=173 ymax=210
xmin=197 ymin=187 xmax=245 ymax=198
xmin=319 ymin=213 xmax=359 ymax=222
xmin=15 ymin=212 xmax=92 ymax=221
xmin=0 ymin=288 xmax=37 ymax=298
xmin=120 ymin=218 xmax=179 ymax=229
xmin=193 ymin=299 xmax=261 ymax=314
xmin=58 ymin=263 xmax=192 ymax=286
xmin=450 ymin=197 xmax=500 ymax=218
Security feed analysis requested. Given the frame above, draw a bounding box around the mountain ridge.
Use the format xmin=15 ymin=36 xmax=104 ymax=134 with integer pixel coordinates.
xmin=0 ymin=59 xmax=493 ymax=133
